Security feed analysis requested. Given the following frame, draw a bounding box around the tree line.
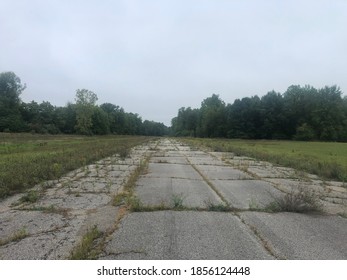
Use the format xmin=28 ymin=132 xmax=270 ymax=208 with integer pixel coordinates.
xmin=171 ymin=85 xmax=347 ymax=141
xmin=0 ymin=72 xmax=168 ymax=136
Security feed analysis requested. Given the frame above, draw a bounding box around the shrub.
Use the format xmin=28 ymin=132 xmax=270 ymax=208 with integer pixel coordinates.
xmin=266 ymin=186 xmax=322 ymax=213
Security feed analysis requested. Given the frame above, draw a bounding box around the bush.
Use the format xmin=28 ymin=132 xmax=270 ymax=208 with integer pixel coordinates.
xmin=266 ymin=186 xmax=322 ymax=213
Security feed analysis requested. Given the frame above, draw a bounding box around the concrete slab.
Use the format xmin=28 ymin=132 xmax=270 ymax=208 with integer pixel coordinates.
xmin=241 ymin=212 xmax=347 ymax=259
xmin=266 ymin=178 xmax=305 ymax=192
xmin=0 ymin=210 xmax=66 ymax=241
xmin=150 ymin=157 xmax=189 ymax=165
xmin=146 ymin=163 xmax=201 ymax=180
xmin=77 ymin=205 xmax=119 ymax=235
xmin=0 ymin=227 xmax=79 ymax=260
xmin=248 ymin=166 xmax=291 ymax=178
xmin=187 ymin=156 xmax=227 ymax=166
xmin=166 ymin=151 xmax=187 ymax=157
xmin=175 ymin=146 xmax=191 ymax=151
xmin=135 ymin=177 xmax=223 ymax=208
xmin=182 ymin=151 xmax=208 ymax=157
xmin=197 ymin=165 xmax=253 ymax=180
xmin=212 ymin=180 xmax=283 ymax=209
xmin=65 ymin=181 xmax=110 ymax=193
xmin=101 ymin=211 xmax=274 ymax=259
xmin=35 ymin=192 xmax=111 ymax=210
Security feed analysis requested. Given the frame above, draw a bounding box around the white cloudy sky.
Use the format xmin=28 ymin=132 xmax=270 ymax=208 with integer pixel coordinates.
xmin=1 ymin=0 xmax=347 ymax=126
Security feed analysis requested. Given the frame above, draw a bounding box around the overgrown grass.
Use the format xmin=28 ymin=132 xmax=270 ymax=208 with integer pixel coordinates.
xmin=181 ymin=138 xmax=347 ymax=181
xmin=0 ymin=133 xmax=154 ymax=199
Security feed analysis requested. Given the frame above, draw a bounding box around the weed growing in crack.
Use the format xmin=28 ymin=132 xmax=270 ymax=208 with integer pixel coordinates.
xmin=264 ymin=186 xmax=323 ymax=213
xmin=205 ymin=200 xmax=233 ymax=212
xmin=69 ymin=225 xmax=102 ymax=260
xmin=210 ymin=204 xmax=231 ymax=212
xmin=113 ymin=192 xmax=129 ymax=206
xmin=18 ymin=205 xmax=69 ymax=217
xmin=172 ymin=193 xmax=185 ymax=209
xmin=248 ymin=198 xmax=262 ymax=211
xmin=239 ymin=163 xmax=250 ymax=173
xmin=127 ymin=196 xmax=143 ymax=212
xmin=20 ymin=190 xmax=40 ymax=203
xmin=0 ymin=227 xmax=28 ymax=246
xmin=11 ymin=227 xmax=28 ymax=242
xmin=275 ymin=186 xmax=323 ymax=213
xmin=133 ymin=203 xmax=170 ymax=212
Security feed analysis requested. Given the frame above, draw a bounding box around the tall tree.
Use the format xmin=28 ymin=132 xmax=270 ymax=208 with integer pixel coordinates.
xmin=312 ymin=86 xmax=344 ymax=140
xmin=225 ymin=96 xmax=262 ymax=139
xmin=0 ymin=72 xmax=26 ymax=131
xmin=74 ymin=89 xmax=98 ymax=135
xmin=198 ymin=94 xmax=226 ymax=137
xmin=260 ymin=91 xmax=287 ymax=139
xmin=100 ymin=103 xmax=123 ymax=134
xmin=283 ymin=85 xmax=318 ymax=138
xmin=92 ymin=106 xmax=110 ymax=135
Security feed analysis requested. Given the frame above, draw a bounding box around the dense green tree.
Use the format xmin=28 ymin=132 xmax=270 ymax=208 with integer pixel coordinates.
xmin=312 ymin=86 xmax=344 ymax=141
xmin=225 ymin=96 xmax=262 ymax=139
xmin=57 ymin=103 xmax=77 ymax=134
xmin=74 ymin=89 xmax=98 ymax=135
xmin=123 ymin=113 xmax=142 ymax=135
xmin=0 ymin=72 xmax=26 ymax=131
xmin=100 ymin=103 xmax=124 ymax=134
xmin=283 ymin=85 xmax=318 ymax=138
xmin=260 ymin=91 xmax=287 ymax=139
xmin=171 ymin=107 xmax=199 ymax=136
xmin=20 ymin=101 xmax=40 ymax=132
xmin=198 ymin=94 xmax=226 ymax=137
xmin=92 ymin=106 xmax=110 ymax=135
xmin=142 ymin=120 xmax=168 ymax=136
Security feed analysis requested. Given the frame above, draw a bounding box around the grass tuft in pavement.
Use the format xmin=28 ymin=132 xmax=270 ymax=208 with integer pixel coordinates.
xmin=69 ymin=225 xmax=102 ymax=260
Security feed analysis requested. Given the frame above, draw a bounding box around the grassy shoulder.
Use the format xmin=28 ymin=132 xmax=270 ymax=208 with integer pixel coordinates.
xmin=180 ymin=138 xmax=347 ymax=182
xmin=0 ymin=133 xmax=155 ymax=199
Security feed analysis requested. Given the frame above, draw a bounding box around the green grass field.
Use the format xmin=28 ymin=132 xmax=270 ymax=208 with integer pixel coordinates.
xmin=0 ymin=133 xmax=154 ymax=199
xmin=181 ymin=138 xmax=347 ymax=182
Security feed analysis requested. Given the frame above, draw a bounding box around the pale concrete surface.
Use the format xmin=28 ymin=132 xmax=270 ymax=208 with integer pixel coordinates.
xmin=240 ymin=212 xmax=347 ymax=259
xmin=101 ymin=211 xmax=274 ymax=259
xmin=211 ymin=180 xmax=283 ymax=209
xmin=146 ymin=163 xmax=202 ymax=180
xmin=196 ymin=165 xmax=253 ymax=180
xmin=135 ymin=177 xmax=223 ymax=208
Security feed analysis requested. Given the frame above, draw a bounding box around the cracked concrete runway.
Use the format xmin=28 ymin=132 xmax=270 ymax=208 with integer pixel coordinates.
xmin=1 ymin=138 xmax=346 ymax=259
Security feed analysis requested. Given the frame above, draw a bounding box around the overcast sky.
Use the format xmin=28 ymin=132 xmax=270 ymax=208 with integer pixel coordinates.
xmin=1 ymin=0 xmax=347 ymax=126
